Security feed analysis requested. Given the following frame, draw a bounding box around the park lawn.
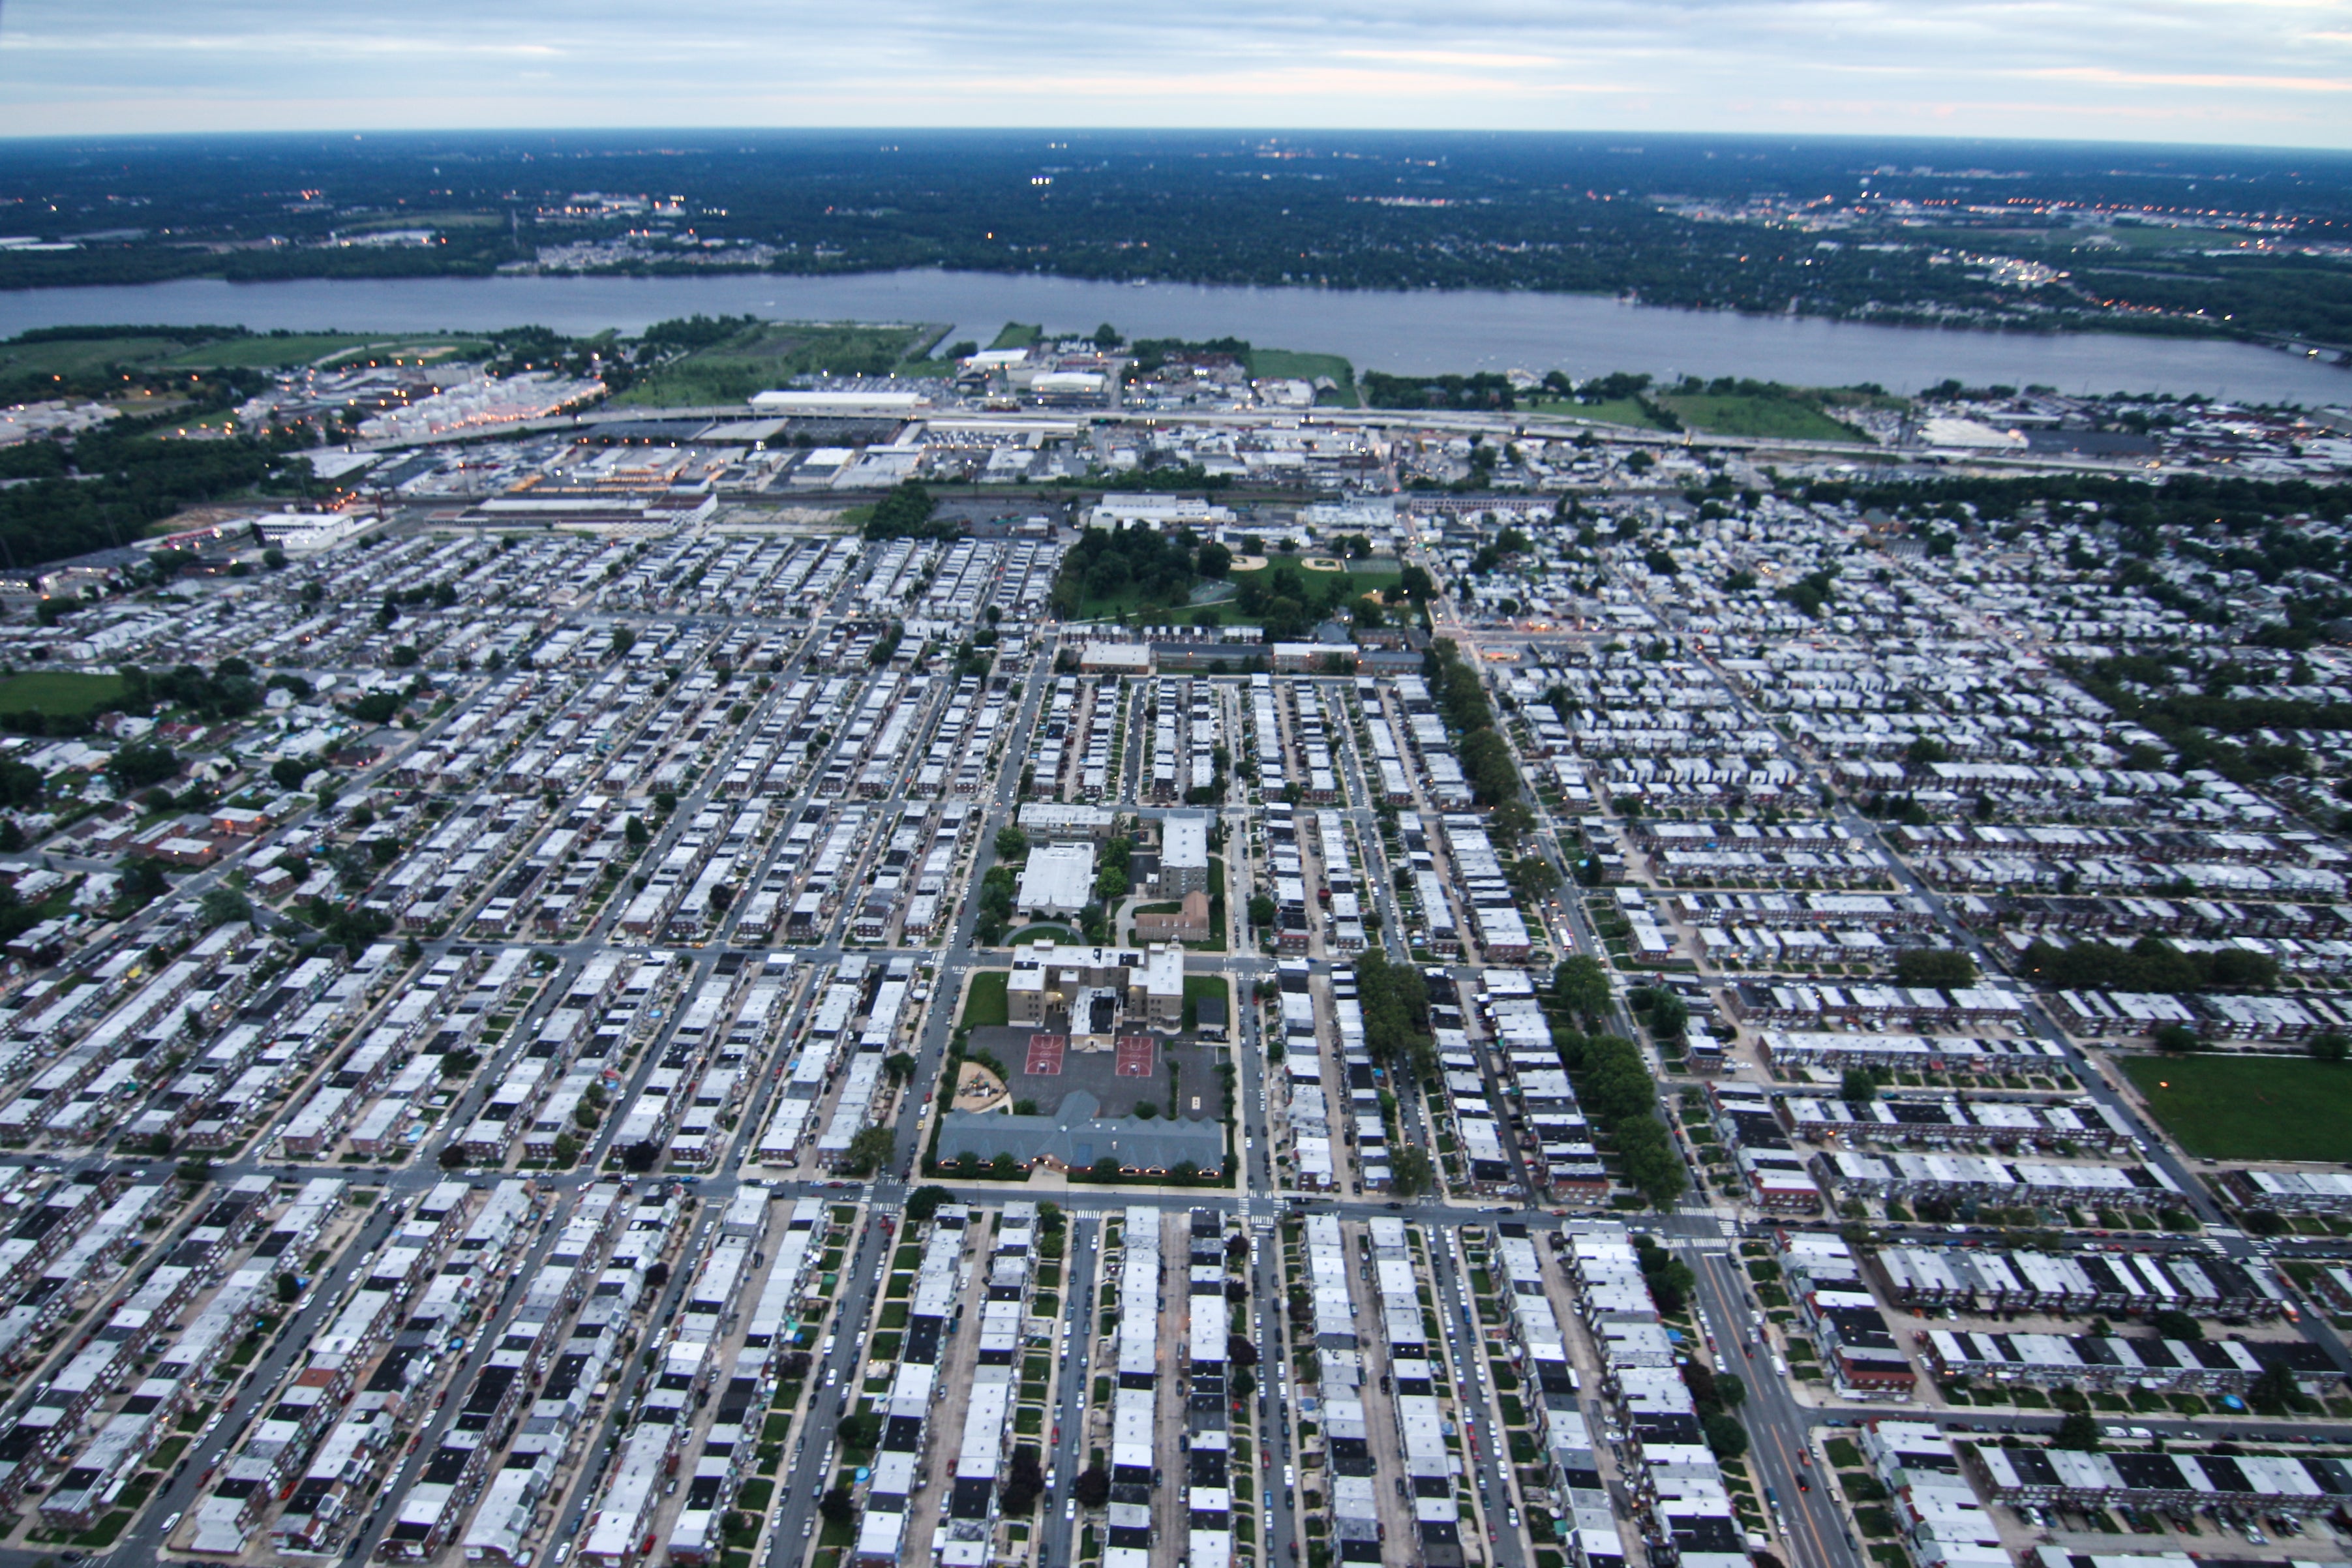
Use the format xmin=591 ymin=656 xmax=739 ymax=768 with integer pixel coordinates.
xmin=0 ymin=333 xmax=188 ymax=380
xmin=1652 ymin=392 xmax=1862 ymax=442
xmin=963 ymin=970 xmax=1010 ymax=1029
xmin=1246 ymin=349 xmax=1359 ymax=408
xmin=0 ymin=671 xmax=128 ymax=716
xmin=1068 ymin=580 xmax=1201 ymax=623
xmin=1525 ymin=397 xmax=1670 ymax=431
xmin=2120 ymin=1055 xmax=2352 ymax=1161
xmin=614 ymin=321 xmax=938 ymax=406
xmin=989 ymin=322 xmax=1044 ymax=350
xmin=1184 ymin=974 xmax=1230 ymax=1007
xmin=160 ymin=333 xmax=399 ymax=369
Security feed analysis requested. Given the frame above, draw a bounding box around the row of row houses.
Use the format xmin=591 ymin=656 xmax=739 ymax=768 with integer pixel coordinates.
xmin=1918 ymin=1326 xmax=2340 ymax=1396
xmin=1777 ymin=1091 xmax=2137 ymax=1153
xmin=851 ymin=1205 xmax=971 ymax=1568
xmin=1967 ymin=1440 xmax=2352 ymax=1519
xmin=184 ymin=1179 xmax=487 ymax=1554
xmin=2049 ymin=986 xmax=2352 ymax=1044
xmin=569 ymin=1181 xmax=763 ymax=1567
xmin=1869 ymin=1243 xmax=2286 ymax=1319
xmin=1303 ymin=1214 xmax=1389 ymax=1568
xmin=0 ymin=1179 xmax=215 ymax=1509
xmin=1560 ymin=1228 xmax=1748 ymax=1568
xmin=1817 ymin=1150 xmax=2190 ymax=1209
xmin=1756 ymin=1029 xmax=2072 ymax=1074
xmin=40 ymin=1179 xmax=344 ymax=1530
xmin=1474 ymin=972 xmax=1610 ymax=1198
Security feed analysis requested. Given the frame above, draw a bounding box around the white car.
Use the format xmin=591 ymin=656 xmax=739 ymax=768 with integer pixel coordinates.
xmin=1065 ymin=1499 xmax=1076 ymax=1522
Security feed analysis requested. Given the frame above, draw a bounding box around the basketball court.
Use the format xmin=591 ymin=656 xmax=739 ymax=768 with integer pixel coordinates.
xmin=1023 ymin=1034 xmax=1066 ymax=1076
xmin=1115 ymin=1036 xmax=1157 ymax=1078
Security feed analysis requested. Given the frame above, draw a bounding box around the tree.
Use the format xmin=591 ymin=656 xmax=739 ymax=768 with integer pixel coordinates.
xmin=845 ymin=1126 xmax=897 ymax=1177
xmin=990 ymin=1152 xmax=1023 ymax=1181
xmin=552 ymin=1132 xmax=581 ymax=1168
xmin=1894 ymin=948 xmax=1978 ymax=989
xmin=270 ymin=757 xmax=311 ymax=791
xmin=2248 ymin=1360 xmax=2305 ymax=1415
xmin=1226 ymin=1333 xmax=1259 ymax=1368
xmin=275 ymin=1270 xmax=301 ymax=1303
xmin=1091 ymin=1155 xmax=1123 ymax=1181
xmin=995 ymin=824 xmax=1029 ymax=860
xmin=106 ymin=741 xmax=179 ymax=791
xmin=622 ymin=1138 xmax=661 ymax=1173
xmin=884 ymin=1051 xmax=916 ymax=1085
xmin=2152 ymin=1022 xmax=2203 ymax=1054
xmin=198 ymin=886 xmax=254 ymax=930
xmin=625 ymin=814 xmax=649 ymax=848
xmin=1841 ymin=1068 xmax=1878 ymax=1105
xmin=1553 ymin=955 xmax=1610 ymax=1023
xmin=609 ymin=626 xmax=636 ymax=659
xmin=1073 ymin=1466 xmax=1111 ymax=1509
xmin=1389 ymin=1145 xmax=1435 ymax=1199
xmin=1700 ymin=1411 xmax=1747 ymax=1460
xmin=1647 ymin=989 xmax=1689 ymax=1044
xmin=2148 ymin=1308 xmax=2202 ymax=1342
xmin=1001 ymin=1444 xmax=1046 ymax=1514
xmin=905 ymin=1185 xmax=953 ymax=1223
xmin=2310 ymin=1031 xmax=2350 ymax=1063
xmin=1247 ymin=893 xmax=1276 ymax=929
xmin=2053 ymin=1410 xmax=2102 ymax=1451
xmin=818 ymin=1485 xmax=855 ymax=1527
xmin=1714 ymin=1372 xmax=1746 ymax=1410
xmin=837 ymin=1410 xmax=882 ymax=1451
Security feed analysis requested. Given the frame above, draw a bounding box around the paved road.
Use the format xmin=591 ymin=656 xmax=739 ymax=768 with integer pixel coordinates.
xmin=1042 ymin=1216 xmax=1099 ymax=1568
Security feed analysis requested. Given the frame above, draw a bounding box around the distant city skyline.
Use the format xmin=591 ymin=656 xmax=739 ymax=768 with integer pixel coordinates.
xmin=1 ymin=0 xmax=2346 ymax=147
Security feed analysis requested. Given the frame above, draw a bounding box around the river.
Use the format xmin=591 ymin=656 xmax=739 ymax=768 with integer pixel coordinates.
xmin=2 ymin=269 xmax=2346 ymax=404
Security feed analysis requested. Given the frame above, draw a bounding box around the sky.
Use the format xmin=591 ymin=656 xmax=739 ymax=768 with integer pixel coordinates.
xmin=2 ymin=0 xmax=2349 ymax=148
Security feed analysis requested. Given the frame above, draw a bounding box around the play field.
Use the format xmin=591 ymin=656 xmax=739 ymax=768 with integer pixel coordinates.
xmin=2120 ymin=1055 xmax=2352 ymax=1162
xmin=614 ymin=320 xmax=940 ymax=406
xmin=0 ymin=671 xmax=128 ymax=717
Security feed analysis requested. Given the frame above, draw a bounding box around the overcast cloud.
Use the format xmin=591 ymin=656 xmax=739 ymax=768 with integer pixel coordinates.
xmin=1 ymin=0 xmax=2346 ymax=147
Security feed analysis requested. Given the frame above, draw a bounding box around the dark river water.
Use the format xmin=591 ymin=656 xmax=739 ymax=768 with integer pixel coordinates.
xmin=3 ymin=269 xmax=2345 ymax=403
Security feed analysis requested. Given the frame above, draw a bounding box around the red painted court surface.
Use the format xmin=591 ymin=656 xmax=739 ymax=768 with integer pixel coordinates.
xmin=1023 ymin=1034 xmax=1066 ymax=1076
xmin=1115 ymin=1036 xmax=1156 ymax=1078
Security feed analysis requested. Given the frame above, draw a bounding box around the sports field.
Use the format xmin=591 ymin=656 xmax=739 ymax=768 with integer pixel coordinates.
xmin=2120 ymin=1055 xmax=2352 ymax=1162
xmin=0 ymin=671 xmax=128 ymax=716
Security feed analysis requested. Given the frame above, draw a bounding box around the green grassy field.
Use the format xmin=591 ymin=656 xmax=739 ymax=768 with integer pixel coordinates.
xmin=614 ymin=321 xmax=937 ymax=406
xmin=962 ymin=970 xmax=1010 ymax=1029
xmin=1525 ymin=397 xmax=1670 ymax=430
xmin=159 ymin=333 xmax=378 ymax=369
xmin=1246 ymin=348 xmax=1359 ymax=408
xmin=2120 ymin=1055 xmax=2352 ymax=1161
xmin=989 ymin=322 xmax=1043 ymax=351
xmin=0 ymin=672 xmax=128 ymax=716
xmin=0 ymin=335 xmax=188 ymax=380
xmin=1653 ymin=393 xmax=1862 ymax=442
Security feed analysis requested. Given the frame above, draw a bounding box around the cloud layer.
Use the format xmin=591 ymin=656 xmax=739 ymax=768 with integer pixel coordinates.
xmin=2 ymin=0 xmax=2347 ymax=146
